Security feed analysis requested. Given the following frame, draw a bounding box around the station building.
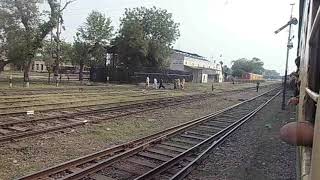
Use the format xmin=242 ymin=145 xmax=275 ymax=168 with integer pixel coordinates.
xmin=169 ymin=49 xmax=223 ymax=83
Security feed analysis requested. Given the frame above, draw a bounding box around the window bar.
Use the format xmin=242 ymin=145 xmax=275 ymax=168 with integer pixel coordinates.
xmin=309 ymin=5 xmax=320 ymax=45
xmin=306 ymin=87 xmax=319 ymax=102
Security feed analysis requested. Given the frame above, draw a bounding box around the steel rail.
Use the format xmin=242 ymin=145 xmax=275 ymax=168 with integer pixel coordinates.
xmin=0 ymin=92 xmax=169 ymax=111
xmin=133 ymin=90 xmax=281 ymax=179
xmin=0 ymin=94 xmax=207 ymax=127
xmin=21 ymin=88 xmax=279 ymax=180
xmin=0 ymin=86 xmax=118 ymax=95
xmin=17 ymin=102 xmax=245 ymax=180
xmin=0 ymin=91 xmax=167 ymax=105
xmin=0 ymin=94 xmax=212 ymax=143
xmin=17 ymin=87 xmax=279 ymax=180
xmin=169 ymin=90 xmax=281 ymax=180
xmin=139 ymin=90 xmax=281 ymax=180
xmin=0 ymin=93 xmax=191 ymax=116
xmin=0 ymin=85 xmax=274 ymax=116
xmin=0 ymin=90 xmax=150 ymax=100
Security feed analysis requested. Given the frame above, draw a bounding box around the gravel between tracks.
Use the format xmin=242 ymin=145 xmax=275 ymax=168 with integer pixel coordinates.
xmin=0 ymin=87 xmax=274 ymax=179
xmin=186 ymin=94 xmax=297 ymax=180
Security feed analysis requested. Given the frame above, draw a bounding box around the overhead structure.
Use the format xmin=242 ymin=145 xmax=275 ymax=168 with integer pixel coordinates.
xmin=274 ymin=4 xmax=298 ymax=110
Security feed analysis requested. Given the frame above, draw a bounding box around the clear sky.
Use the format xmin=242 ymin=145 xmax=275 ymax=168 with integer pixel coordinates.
xmin=59 ymin=0 xmax=300 ymax=75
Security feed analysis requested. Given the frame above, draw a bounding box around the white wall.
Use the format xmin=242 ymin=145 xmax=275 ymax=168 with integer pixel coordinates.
xmin=169 ymin=51 xmax=224 ymax=83
xmin=202 ymin=74 xmax=208 ymax=83
xmin=33 ymin=60 xmax=47 ymax=72
xmin=169 ymin=53 xmax=185 ymax=71
xmin=184 ymin=57 xmax=220 ymax=70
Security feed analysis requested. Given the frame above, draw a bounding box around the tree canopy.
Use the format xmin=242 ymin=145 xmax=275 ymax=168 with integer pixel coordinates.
xmin=231 ymin=57 xmax=264 ymax=77
xmin=222 ymin=65 xmax=232 ymax=79
xmin=71 ymin=34 xmax=90 ymax=81
xmin=0 ymin=0 xmax=73 ymax=84
xmin=115 ymin=6 xmax=180 ymax=72
xmin=264 ymin=69 xmax=280 ymax=77
xmin=38 ymin=39 xmax=73 ymax=72
xmin=78 ymin=11 xmax=114 ymax=67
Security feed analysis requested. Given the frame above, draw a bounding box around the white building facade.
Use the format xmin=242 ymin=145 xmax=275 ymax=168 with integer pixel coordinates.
xmin=169 ymin=50 xmax=223 ymax=83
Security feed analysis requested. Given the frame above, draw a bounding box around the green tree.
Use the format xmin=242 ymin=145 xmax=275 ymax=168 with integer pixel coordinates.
xmin=78 ymin=11 xmax=113 ymax=68
xmin=0 ymin=0 xmax=73 ymax=86
xmin=37 ymin=39 xmax=73 ymax=82
xmin=71 ymin=33 xmax=90 ymax=81
xmin=231 ymin=57 xmax=264 ymax=77
xmin=0 ymin=5 xmax=23 ymax=72
xmin=114 ymin=22 xmax=148 ymax=71
xmin=6 ymin=29 xmax=28 ymax=71
xmin=263 ymin=69 xmax=280 ymax=79
xmin=115 ymin=6 xmax=180 ymax=72
xmin=222 ymin=65 xmax=232 ymax=79
xmin=0 ymin=17 xmax=6 ymax=71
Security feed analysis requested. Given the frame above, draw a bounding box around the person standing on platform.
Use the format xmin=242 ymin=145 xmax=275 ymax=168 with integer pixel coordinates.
xmin=153 ymin=78 xmax=158 ymax=89
xmin=159 ymin=79 xmax=165 ymax=89
xmin=146 ymin=76 xmax=150 ymax=89
xmin=181 ymin=78 xmax=185 ymax=89
xmin=256 ymin=82 xmax=260 ymax=92
xmin=174 ymin=79 xmax=177 ymax=89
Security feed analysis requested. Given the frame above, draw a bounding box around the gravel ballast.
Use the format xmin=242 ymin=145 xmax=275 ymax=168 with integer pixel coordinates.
xmin=186 ymin=94 xmax=297 ymax=180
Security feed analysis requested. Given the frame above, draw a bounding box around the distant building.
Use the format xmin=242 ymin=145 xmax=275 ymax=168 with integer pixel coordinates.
xmin=3 ymin=63 xmax=13 ymax=71
xmin=32 ymin=60 xmax=47 ymax=72
xmin=169 ymin=49 xmax=223 ymax=83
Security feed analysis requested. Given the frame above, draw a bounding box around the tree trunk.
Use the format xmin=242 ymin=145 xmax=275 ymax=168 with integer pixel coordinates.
xmin=48 ymin=71 xmax=51 ymax=84
xmin=79 ymin=62 xmax=84 ymax=82
xmin=90 ymin=65 xmax=94 ymax=82
xmin=0 ymin=61 xmax=9 ymax=74
xmin=23 ymin=61 xmax=32 ymax=88
xmin=53 ymin=63 xmax=60 ymax=87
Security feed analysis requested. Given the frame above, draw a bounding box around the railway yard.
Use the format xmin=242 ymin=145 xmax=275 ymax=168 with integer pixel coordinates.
xmin=0 ymin=81 xmax=298 ymax=180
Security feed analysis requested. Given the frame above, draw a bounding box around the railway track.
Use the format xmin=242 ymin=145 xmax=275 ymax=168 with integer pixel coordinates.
xmin=0 ymin=93 xmax=216 ymax=143
xmin=0 ymin=92 xmax=168 ymax=113
xmin=0 ymin=92 xmax=146 ymax=104
xmin=0 ymin=86 xmax=118 ymax=96
xmin=0 ymin=89 xmax=160 ymax=101
xmin=0 ymin=86 xmax=277 ymax=143
xmin=18 ymin=88 xmax=281 ymax=180
xmin=0 ymin=85 xmax=274 ymax=116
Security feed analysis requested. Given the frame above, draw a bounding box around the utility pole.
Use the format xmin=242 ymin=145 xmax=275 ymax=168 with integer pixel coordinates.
xmin=275 ymin=4 xmax=297 ymax=110
xmin=49 ymin=30 xmax=53 ymax=84
xmin=55 ymin=0 xmax=62 ymax=87
xmin=282 ymin=3 xmax=295 ymax=110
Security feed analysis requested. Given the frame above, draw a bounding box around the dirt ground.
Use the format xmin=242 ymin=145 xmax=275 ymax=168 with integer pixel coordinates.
xmin=186 ymin=94 xmax=297 ymax=180
xmin=0 ymin=87 xmax=275 ymax=179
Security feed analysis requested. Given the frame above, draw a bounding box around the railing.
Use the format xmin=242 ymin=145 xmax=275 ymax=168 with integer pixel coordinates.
xmin=305 ymin=87 xmax=319 ymax=102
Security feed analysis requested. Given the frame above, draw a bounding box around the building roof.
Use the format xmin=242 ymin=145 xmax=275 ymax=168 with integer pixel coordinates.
xmin=173 ymin=49 xmax=209 ymax=61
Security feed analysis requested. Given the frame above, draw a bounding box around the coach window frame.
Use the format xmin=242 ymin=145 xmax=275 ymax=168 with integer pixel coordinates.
xmin=297 ymin=0 xmax=320 ymax=179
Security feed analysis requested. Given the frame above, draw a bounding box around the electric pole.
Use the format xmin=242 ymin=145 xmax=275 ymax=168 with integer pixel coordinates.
xmin=275 ymin=4 xmax=298 ymax=110
xmin=282 ymin=3 xmax=295 ymax=110
xmin=55 ymin=0 xmax=62 ymax=87
xmin=49 ymin=30 xmax=53 ymax=84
